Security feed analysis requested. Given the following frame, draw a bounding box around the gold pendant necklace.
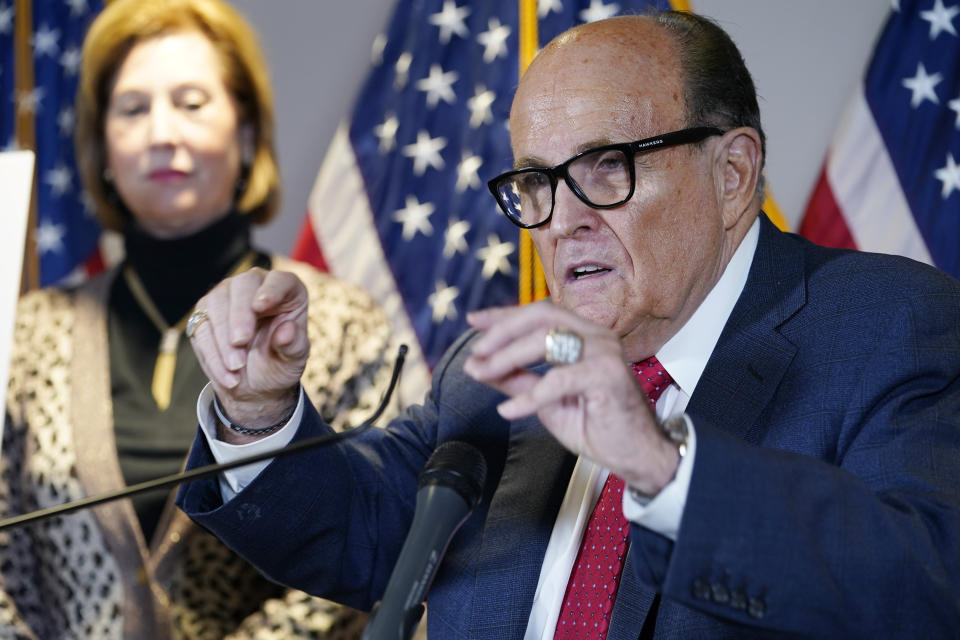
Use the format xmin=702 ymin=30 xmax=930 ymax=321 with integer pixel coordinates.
xmin=121 ymin=250 xmax=257 ymax=410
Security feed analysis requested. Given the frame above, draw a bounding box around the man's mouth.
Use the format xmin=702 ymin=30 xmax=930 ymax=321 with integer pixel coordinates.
xmin=570 ymin=264 xmax=611 ymax=280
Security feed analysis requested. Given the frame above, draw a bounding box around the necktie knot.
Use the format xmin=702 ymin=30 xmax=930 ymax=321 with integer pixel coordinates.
xmin=630 ymin=356 xmax=672 ymax=406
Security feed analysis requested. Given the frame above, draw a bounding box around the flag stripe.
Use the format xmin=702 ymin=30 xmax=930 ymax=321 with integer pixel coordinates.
xmin=291 ymin=217 xmax=329 ymax=273
xmin=826 ymin=90 xmax=932 ymax=264
xmin=798 ymin=166 xmax=856 ymax=250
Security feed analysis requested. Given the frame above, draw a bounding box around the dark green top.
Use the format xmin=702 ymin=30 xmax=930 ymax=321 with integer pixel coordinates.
xmin=108 ymin=212 xmax=270 ymax=543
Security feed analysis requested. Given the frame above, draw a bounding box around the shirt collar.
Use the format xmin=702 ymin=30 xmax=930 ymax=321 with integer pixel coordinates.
xmin=657 ymin=217 xmax=760 ymax=398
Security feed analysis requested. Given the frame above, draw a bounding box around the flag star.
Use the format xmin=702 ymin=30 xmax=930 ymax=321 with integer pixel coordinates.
xmin=393 ymin=195 xmax=435 ymax=240
xmin=375 ymin=112 xmax=399 ymax=152
xmin=60 ymin=46 xmax=82 ymax=76
xmin=467 ymin=85 xmax=496 ymax=128
xmin=477 ymin=18 xmax=511 ymax=63
xmin=45 ymin=165 xmax=73 ymax=197
xmin=371 ymin=33 xmax=387 ymax=65
xmin=416 ymin=64 xmax=458 ymax=108
xmin=950 ymin=95 xmax=960 ymax=129
xmin=428 ymin=281 xmax=459 ymax=323
xmin=443 ymin=218 xmax=471 ymax=258
xmin=403 ymin=130 xmax=447 ymax=175
xmin=456 ymin=152 xmax=483 ymax=192
xmin=17 ymin=87 xmax=44 ymax=114
xmin=395 ymin=52 xmax=413 ymax=89
xmin=0 ymin=5 xmax=13 ymax=35
xmin=429 ymin=0 xmax=470 ymax=44
xmin=33 ymin=24 xmax=60 ymax=58
xmin=920 ymin=0 xmax=959 ymax=39
xmin=580 ymin=0 xmax=620 ymax=23
xmin=58 ymin=108 xmax=75 ymax=136
xmin=2 ymin=136 xmax=17 ymax=152
xmin=902 ymin=62 xmax=942 ymax=108
xmin=891 ymin=0 xmax=900 ymax=10
xmin=934 ymin=153 xmax=960 ymax=199
xmin=65 ymin=0 xmax=87 ymax=16
xmin=476 ymin=234 xmax=515 ymax=279
xmin=35 ymin=220 xmax=66 ymax=254
xmin=539 ymin=0 xmax=563 ymax=18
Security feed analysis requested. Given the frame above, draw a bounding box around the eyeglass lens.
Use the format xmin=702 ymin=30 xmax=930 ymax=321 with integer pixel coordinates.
xmin=496 ymin=146 xmax=633 ymax=226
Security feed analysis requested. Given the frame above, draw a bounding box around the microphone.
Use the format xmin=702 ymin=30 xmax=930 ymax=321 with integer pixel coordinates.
xmin=362 ymin=441 xmax=487 ymax=640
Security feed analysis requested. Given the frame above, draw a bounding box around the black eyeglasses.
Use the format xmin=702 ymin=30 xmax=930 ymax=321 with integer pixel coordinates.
xmin=487 ymin=126 xmax=724 ymax=229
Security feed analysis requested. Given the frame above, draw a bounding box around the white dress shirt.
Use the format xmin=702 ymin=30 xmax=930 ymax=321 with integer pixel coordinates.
xmin=523 ymin=219 xmax=759 ymax=639
xmin=197 ymin=219 xmax=760 ymax=637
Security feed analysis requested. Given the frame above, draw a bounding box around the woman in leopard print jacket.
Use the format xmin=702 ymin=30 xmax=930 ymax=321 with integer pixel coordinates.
xmin=0 ymin=1 xmax=402 ymax=637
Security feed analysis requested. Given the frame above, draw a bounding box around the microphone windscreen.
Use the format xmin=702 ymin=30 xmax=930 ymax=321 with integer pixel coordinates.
xmin=417 ymin=441 xmax=487 ymax=510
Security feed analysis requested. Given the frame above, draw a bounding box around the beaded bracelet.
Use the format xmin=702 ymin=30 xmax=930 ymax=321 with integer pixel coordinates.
xmin=213 ymin=394 xmax=296 ymax=437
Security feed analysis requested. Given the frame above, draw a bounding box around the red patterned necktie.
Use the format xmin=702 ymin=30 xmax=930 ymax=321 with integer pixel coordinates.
xmin=553 ymin=356 xmax=672 ymax=639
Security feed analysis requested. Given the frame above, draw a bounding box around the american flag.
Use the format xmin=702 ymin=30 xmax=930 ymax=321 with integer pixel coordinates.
xmin=293 ymin=0 xmax=673 ymax=404
xmin=1 ymin=0 xmax=104 ymax=287
xmin=800 ymin=0 xmax=960 ymax=279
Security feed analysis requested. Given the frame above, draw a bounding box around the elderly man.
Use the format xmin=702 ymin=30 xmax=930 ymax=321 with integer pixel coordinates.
xmin=179 ymin=11 xmax=960 ymax=639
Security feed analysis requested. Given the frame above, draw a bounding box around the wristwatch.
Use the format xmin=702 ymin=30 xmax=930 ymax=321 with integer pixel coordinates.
xmin=660 ymin=414 xmax=689 ymax=459
xmin=627 ymin=415 xmax=689 ymax=501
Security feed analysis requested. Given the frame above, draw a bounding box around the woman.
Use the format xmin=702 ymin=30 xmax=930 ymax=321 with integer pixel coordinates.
xmin=0 ymin=0 xmax=396 ymax=637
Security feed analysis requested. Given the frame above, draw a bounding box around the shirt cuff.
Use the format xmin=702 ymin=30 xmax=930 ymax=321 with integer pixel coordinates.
xmin=621 ymin=414 xmax=697 ymax=541
xmin=196 ymin=383 xmax=305 ymax=502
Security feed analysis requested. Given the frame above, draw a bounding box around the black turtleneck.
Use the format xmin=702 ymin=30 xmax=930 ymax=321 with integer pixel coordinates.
xmin=109 ymin=211 xmax=270 ymax=543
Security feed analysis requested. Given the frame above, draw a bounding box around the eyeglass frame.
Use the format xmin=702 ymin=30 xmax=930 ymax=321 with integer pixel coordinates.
xmin=487 ymin=126 xmax=725 ymax=229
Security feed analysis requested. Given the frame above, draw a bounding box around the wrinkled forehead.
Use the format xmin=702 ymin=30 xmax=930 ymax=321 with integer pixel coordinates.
xmin=509 ymin=17 xmax=686 ymax=163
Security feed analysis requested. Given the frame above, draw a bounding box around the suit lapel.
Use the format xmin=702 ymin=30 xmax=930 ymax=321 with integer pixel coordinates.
xmin=687 ymin=216 xmax=805 ymax=445
xmin=468 ymin=412 xmax=576 ymax=639
xmin=608 ymin=551 xmax=658 ymax=640
xmin=609 ymin=218 xmax=809 ymax=637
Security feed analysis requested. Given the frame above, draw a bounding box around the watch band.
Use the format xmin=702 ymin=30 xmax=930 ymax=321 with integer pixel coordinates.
xmin=627 ymin=414 xmax=689 ymax=501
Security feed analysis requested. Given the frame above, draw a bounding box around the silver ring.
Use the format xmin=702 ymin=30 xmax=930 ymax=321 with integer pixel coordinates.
xmin=545 ymin=328 xmax=583 ymax=365
xmin=185 ymin=309 xmax=209 ymax=338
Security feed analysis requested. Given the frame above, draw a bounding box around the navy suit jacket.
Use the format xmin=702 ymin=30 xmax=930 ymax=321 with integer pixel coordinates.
xmin=179 ymin=216 xmax=960 ymax=638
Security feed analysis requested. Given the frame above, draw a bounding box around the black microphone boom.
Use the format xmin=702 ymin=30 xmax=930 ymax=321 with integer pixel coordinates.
xmin=362 ymin=440 xmax=487 ymax=640
xmin=0 ymin=345 xmax=408 ymax=532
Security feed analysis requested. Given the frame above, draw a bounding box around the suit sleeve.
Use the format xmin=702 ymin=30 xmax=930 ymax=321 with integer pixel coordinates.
xmin=178 ymin=330 xmax=481 ymax=612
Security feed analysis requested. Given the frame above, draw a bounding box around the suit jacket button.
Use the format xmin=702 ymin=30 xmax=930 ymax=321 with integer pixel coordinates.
xmin=692 ymin=578 xmax=711 ymax=600
xmin=748 ymin=596 xmax=766 ymax=619
xmin=730 ymin=589 xmax=748 ymax=610
xmin=710 ymin=582 xmax=730 ymax=604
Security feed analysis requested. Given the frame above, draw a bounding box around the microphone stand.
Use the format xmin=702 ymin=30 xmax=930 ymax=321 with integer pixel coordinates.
xmin=0 ymin=345 xmax=408 ymax=532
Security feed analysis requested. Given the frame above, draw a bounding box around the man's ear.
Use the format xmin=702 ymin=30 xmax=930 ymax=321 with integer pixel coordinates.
xmin=715 ymin=127 xmax=762 ymax=229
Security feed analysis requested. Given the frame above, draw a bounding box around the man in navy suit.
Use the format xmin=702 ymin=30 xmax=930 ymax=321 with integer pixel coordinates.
xmin=179 ymin=11 xmax=960 ymax=638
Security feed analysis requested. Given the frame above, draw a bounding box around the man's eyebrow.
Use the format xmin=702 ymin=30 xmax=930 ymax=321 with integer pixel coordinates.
xmin=513 ymin=137 xmax=616 ymax=170
xmin=513 ymin=155 xmax=548 ymax=170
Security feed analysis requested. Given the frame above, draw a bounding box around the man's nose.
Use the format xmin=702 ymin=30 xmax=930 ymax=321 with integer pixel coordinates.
xmin=549 ymin=179 xmax=599 ymax=238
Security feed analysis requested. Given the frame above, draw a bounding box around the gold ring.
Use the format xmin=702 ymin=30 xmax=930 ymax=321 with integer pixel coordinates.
xmin=545 ymin=328 xmax=583 ymax=365
xmin=185 ymin=309 xmax=209 ymax=338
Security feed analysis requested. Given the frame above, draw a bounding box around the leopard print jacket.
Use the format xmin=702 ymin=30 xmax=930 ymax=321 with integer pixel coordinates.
xmin=0 ymin=257 xmax=399 ymax=640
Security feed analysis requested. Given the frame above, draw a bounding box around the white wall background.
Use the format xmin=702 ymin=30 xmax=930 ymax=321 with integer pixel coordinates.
xmin=230 ymin=0 xmax=892 ymax=254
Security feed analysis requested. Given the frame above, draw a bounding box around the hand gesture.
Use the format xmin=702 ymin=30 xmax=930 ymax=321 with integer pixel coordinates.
xmin=464 ymin=300 xmax=679 ymax=494
xmin=188 ymin=268 xmax=309 ymax=439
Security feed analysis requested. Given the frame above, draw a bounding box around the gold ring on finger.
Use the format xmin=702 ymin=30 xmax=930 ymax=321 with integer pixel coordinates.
xmin=185 ymin=309 xmax=209 ymax=339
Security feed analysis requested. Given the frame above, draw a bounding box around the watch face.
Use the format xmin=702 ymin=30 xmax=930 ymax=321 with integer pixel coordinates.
xmin=663 ymin=416 xmax=689 ymax=455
